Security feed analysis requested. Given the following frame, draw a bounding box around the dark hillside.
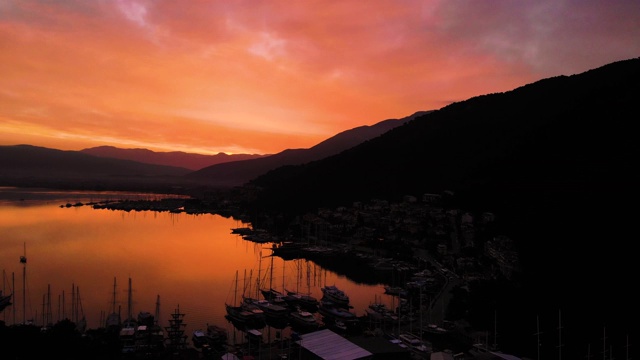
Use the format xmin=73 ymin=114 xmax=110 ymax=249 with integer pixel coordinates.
xmin=250 ymin=58 xmax=639 ymax=214
xmin=0 ymin=145 xmax=195 ymax=192
xmin=185 ymin=111 xmax=429 ymax=187
xmin=247 ymin=57 xmax=640 ymax=355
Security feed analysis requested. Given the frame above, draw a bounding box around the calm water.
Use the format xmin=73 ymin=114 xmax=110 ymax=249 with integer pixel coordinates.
xmin=0 ymin=187 xmax=394 ymax=345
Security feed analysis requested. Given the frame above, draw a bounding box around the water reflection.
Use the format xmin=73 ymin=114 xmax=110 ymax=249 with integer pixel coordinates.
xmin=0 ymin=188 xmax=395 ymax=346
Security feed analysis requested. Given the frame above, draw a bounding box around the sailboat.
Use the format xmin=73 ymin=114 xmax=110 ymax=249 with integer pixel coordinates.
xmin=119 ymin=278 xmax=137 ymax=354
xmin=225 ymin=270 xmax=265 ymax=328
xmin=284 ymin=259 xmax=319 ymax=312
xmin=164 ymin=305 xmax=188 ymax=354
xmin=73 ymin=284 xmax=87 ymax=333
xmin=250 ymin=256 xmax=289 ymax=320
xmin=105 ymin=277 xmax=122 ymax=331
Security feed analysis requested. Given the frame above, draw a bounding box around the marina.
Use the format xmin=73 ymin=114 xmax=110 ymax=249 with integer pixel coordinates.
xmin=0 ymin=188 xmax=449 ymax=358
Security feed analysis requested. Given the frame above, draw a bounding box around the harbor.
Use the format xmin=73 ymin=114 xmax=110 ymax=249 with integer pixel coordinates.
xmin=0 ymin=190 xmax=468 ymax=359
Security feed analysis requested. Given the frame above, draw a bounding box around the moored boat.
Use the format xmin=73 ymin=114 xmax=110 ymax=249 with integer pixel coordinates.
xmin=321 ymin=285 xmax=350 ymax=306
xmin=398 ymin=332 xmax=432 ymax=353
xmin=244 ymin=296 xmax=289 ymax=319
xmin=284 ymin=289 xmax=319 ymax=311
xmin=317 ymin=300 xmax=356 ymax=321
xmin=288 ymin=309 xmax=319 ymax=332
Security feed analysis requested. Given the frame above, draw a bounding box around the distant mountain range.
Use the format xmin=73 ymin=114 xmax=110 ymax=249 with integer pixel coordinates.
xmin=0 ymin=111 xmax=429 ymax=191
xmin=80 ymin=146 xmax=268 ymax=171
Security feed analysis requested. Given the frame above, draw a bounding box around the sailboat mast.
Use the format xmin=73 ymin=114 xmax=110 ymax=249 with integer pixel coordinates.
xmin=557 ymin=309 xmax=563 ymax=360
xmin=155 ymin=295 xmax=160 ymax=326
xmin=111 ymin=277 xmax=117 ymax=314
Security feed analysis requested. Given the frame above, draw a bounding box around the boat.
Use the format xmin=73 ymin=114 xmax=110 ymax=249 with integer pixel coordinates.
xmin=317 ymin=300 xmax=357 ymax=322
xmin=192 ymin=329 xmax=210 ymax=349
xmin=226 ymin=271 xmax=266 ymax=328
xmin=398 ymin=332 xmax=432 ymax=353
xmin=422 ymin=323 xmax=450 ymax=337
xmin=383 ymin=285 xmax=407 ymax=298
xmin=287 ymin=308 xmax=319 ymax=332
xmin=0 ymin=290 xmax=12 ymax=312
xmin=206 ymin=324 xmax=228 ymax=344
xmin=227 ymin=299 xmax=265 ymax=328
xmin=119 ymin=325 xmax=137 ymax=354
xmin=283 ymin=259 xmax=319 ymax=311
xmin=243 ymin=296 xmax=289 ymax=319
xmin=284 ymin=289 xmax=319 ymax=311
xmin=260 ymin=287 xmax=286 ymax=302
xmin=164 ymin=306 xmax=188 ymax=354
xmin=105 ymin=277 xmax=121 ymax=331
xmin=321 ymin=285 xmax=350 ymax=306
xmin=364 ymin=302 xmax=398 ymax=325
xmin=269 ymin=241 xmax=305 ymax=260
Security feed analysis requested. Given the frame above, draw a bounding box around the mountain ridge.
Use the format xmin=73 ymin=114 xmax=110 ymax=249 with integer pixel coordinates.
xmin=80 ymin=146 xmax=268 ymax=171
xmin=185 ymin=111 xmax=431 ymax=187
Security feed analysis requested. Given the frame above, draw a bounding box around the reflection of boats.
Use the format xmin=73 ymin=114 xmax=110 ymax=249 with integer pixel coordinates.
xmin=321 ymin=285 xmax=350 ymax=306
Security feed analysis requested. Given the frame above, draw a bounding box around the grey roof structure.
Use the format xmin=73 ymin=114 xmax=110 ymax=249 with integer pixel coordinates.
xmin=296 ymin=329 xmax=373 ymax=360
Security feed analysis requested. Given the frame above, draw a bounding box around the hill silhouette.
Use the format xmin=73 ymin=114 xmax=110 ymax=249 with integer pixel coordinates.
xmin=185 ymin=111 xmax=430 ymax=187
xmin=81 ymin=146 xmax=267 ymax=171
xmin=0 ymin=145 xmax=196 ymax=192
xmin=244 ymin=57 xmax=640 ymax=354
xmin=248 ymin=58 xmax=639 ymax=215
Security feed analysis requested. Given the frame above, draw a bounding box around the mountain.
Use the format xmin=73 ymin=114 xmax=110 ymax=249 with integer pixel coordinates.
xmin=0 ymin=145 xmax=196 ymax=191
xmin=244 ymin=57 xmax=640 ymax=345
xmin=80 ymin=146 xmax=267 ymax=171
xmin=0 ymin=111 xmax=428 ymax=192
xmin=185 ymin=111 xmax=430 ymax=187
xmin=248 ymin=57 xmax=639 ymax=216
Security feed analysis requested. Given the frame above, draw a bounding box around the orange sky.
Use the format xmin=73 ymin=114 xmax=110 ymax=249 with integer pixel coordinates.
xmin=2 ymin=1 xmax=639 ymax=155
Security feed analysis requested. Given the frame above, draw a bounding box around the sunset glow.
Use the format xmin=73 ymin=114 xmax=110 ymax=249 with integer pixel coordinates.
xmin=2 ymin=0 xmax=639 ymax=155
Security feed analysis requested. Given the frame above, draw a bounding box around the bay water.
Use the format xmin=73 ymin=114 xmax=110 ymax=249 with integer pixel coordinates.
xmin=0 ymin=187 xmax=394 ymax=345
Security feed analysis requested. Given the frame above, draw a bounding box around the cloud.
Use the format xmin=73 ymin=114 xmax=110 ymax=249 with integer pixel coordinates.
xmin=1 ymin=0 xmax=639 ymax=155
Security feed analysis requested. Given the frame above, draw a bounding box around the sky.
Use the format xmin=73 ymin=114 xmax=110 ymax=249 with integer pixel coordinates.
xmin=1 ymin=1 xmax=639 ymax=155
